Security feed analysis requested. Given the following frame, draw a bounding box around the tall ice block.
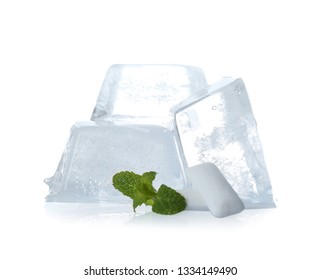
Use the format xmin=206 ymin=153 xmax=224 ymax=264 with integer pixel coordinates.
xmin=175 ymin=78 xmax=275 ymax=208
xmin=91 ymin=64 xmax=207 ymax=127
xmin=45 ymin=122 xmax=187 ymax=202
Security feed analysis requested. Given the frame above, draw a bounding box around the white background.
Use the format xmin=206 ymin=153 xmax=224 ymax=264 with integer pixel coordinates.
xmin=1 ymin=0 xmax=320 ymax=279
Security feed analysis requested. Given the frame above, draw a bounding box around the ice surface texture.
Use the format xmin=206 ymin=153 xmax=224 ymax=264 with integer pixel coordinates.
xmin=91 ymin=64 xmax=207 ymax=127
xmin=45 ymin=122 xmax=186 ymax=202
xmin=175 ymin=78 xmax=274 ymax=208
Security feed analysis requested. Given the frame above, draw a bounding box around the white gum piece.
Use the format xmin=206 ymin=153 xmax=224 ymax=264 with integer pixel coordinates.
xmin=186 ymin=163 xmax=245 ymax=218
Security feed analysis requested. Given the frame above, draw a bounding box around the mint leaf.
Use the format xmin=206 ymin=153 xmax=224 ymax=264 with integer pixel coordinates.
xmin=112 ymin=171 xmax=141 ymax=198
xmin=112 ymin=171 xmax=186 ymax=215
xmin=152 ymin=184 xmax=187 ymax=215
xmin=141 ymin=171 xmax=157 ymax=193
xmin=112 ymin=171 xmax=157 ymax=212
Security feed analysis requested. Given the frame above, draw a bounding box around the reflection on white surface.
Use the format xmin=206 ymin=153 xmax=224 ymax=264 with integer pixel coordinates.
xmin=44 ymin=201 xmax=275 ymax=227
xmin=45 ymin=202 xmax=145 ymax=224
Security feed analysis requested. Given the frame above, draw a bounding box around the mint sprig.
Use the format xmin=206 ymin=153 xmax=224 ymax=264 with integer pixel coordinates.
xmin=152 ymin=184 xmax=187 ymax=215
xmin=112 ymin=171 xmax=186 ymax=215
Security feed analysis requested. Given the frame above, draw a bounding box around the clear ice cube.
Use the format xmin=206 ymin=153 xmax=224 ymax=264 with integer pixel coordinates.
xmin=91 ymin=64 xmax=207 ymax=127
xmin=45 ymin=121 xmax=187 ymax=202
xmin=175 ymin=78 xmax=275 ymax=208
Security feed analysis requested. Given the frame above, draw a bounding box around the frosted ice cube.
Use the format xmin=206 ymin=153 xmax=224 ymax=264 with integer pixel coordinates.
xmin=45 ymin=121 xmax=187 ymax=202
xmin=175 ymin=78 xmax=275 ymax=208
xmin=91 ymin=64 xmax=207 ymax=127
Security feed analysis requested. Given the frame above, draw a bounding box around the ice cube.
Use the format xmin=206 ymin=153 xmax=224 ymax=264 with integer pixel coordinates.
xmin=45 ymin=121 xmax=187 ymax=202
xmin=175 ymin=78 xmax=275 ymax=208
xmin=91 ymin=64 xmax=207 ymax=127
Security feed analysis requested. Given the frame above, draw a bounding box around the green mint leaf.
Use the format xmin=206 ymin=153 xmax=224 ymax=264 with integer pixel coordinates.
xmin=112 ymin=171 xmax=157 ymax=212
xmin=141 ymin=171 xmax=157 ymax=193
xmin=132 ymin=191 xmax=149 ymax=210
xmin=152 ymin=184 xmax=186 ymax=215
xmin=112 ymin=171 xmax=141 ymax=199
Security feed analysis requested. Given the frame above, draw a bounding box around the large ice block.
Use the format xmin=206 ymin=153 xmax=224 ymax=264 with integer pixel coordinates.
xmin=45 ymin=121 xmax=187 ymax=202
xmin=91 ymin=64 xmax=207 ymax=127
xmin=175 ymin=78 xmax=275 ymax=208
